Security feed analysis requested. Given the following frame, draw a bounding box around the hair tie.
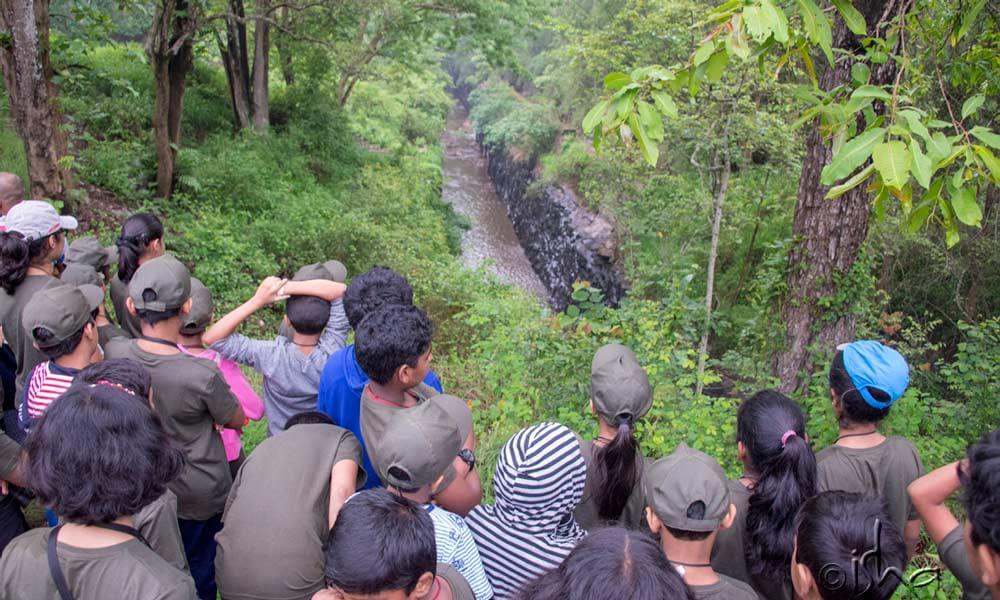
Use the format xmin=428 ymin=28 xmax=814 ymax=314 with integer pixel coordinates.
xmin=90 ymin=381 xmax=136 ymax=396
xmin=781 ymin=430 xmax=798 ymax=447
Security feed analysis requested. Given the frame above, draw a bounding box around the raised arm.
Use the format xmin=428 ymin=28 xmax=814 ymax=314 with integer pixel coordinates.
xmin=203 ymin=277 xmax=287 ymax=347
xmin=908 ymin=461 xmax=962 ymax=545
xmin=280 ymin=279 xmax=346 ymax=301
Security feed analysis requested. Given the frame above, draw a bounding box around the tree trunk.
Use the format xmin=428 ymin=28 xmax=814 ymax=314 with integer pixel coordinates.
xmin=218 ymin=0 xmax=251 ymax=129
xmin=146 ymin=0 xmax=198 ymax=198
xmin=695 ymin=150 xmax=730 ymax=398
xmin=0 ymin=0 xmax=71 ymax=199
xmin=250 ymin=0 xmax=269 ymax=131
xmin=275 ymin=4 xmax=294 ymax=87
xmin=774 ymin=0 xmax=900 ymax=393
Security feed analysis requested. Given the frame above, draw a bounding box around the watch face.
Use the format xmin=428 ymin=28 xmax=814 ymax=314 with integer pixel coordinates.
xmin=459 ymin=449 xmax=476 ymax=468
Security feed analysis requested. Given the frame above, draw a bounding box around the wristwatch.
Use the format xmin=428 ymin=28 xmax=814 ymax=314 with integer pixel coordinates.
xmin=458 ymin=449 xmax=476 ymax=471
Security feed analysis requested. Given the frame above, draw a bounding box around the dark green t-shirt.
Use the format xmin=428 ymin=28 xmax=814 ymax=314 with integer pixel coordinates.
xmin=97 ymin=322 xmax=128 ymax=349
xmin=215 ymin=423 xmax=364 ymax=600
xmin=939 ymin=524 xmax=991 ymax=600
xmin=574 ymin=438 xmax=648 ymax=532
xmin=816 ymin=436 xmax=924 ymax=532
xmin=0 ymin=527 xmax=196 ymax=599
xmin=135 ymin=490 xmax=188 ymax=574
xmin=711 ymin=480 xmax=793 ymax=600
xmin=104 ymin=339 xmax=239 ymax=520
xmin=109 ymin=276 xmax=141 ymax=339
xmin=438 ymin=563 xmax=476 ymax=600
xmin=0 ymin=274 xmax=54 ymax=403
xmin=689 ymin=573 xmax=758 ymax=600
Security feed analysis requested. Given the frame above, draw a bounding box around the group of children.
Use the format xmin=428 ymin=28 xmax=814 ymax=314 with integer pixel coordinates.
xmin=0 ymin=198 xmax=994 ymax=600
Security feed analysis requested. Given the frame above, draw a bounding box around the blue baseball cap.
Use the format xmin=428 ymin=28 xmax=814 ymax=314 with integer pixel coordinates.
xmin=840 ymin=341 xmax=910 ymax=409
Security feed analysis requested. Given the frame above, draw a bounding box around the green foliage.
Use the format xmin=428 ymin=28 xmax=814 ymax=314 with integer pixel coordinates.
xmin=469 ymin=80 xmax=559 ymax=160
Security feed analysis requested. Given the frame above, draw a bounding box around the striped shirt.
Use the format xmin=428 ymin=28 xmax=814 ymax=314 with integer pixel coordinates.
xmin=424 ymin=504 xmax=494 ymax=600
xmin=466 ymin=422 xmax=587 ymax=599
xmin=23 ymin=361 xmax=78 ymax=420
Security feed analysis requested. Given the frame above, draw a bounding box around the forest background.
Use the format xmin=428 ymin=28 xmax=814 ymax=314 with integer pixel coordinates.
xmin=1 ymin=0 xmax=998 ymax=597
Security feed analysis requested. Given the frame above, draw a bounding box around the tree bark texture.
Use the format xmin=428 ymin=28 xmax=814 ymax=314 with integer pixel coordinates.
xmin=775 ymin=0 xmax=902 ymax=393
xmin=218 ymin=0 xmax=251 ymax=129
xmin=0 ymin=0 xmax=71 ymax=199
xmin=250 ymin=0 xmax=269 ymax=131
xmin=146 ymin=0 xmax=198 ymax=198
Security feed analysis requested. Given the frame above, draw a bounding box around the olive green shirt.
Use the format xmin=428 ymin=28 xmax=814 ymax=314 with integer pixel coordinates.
xmin=816 ymin=436 xmax=924 ymax=532
xmin=135 ymin=490 xmax=188 ymax=574
xmin=574 ymin=439 xmax=648 ymax=532
xmin=0 ymin=430 xmax=21 ymax=479
xmin=109 ymin=276 xmax=141 ymax=338
xmin=689 ymin=573 xmax=758 ymax=600
xmin=104 ymin=339 xmax=239 ymax=520
xmin=0 ymin=274 xmax=54 ymax=403
xmin=711 ymin=480 xmax=793 ymax=600
xmin=0 ymin=527 xmax=196 ymax=599
xmin=97 ymin=322 xmax=128 ymax=348
xmin=438 ymin=563 xmax=476 ymax=600
xmin=215 ymin=423 xmax=365 ymax=600
xmin=939 ymin=524 xmax=991 ymax=600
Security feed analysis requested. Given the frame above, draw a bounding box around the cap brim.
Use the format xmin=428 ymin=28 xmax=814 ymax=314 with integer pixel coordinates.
xmin=59 ymin=215 xmax=79 ymax=231
xmin=78 ymin=284 xmax=104 ymax=311
xmin=104 ymin=245 xmax=119 ymax=265
xmin=432 ymin=394 xmax=472 ymax=447
xmin=323 ymin=260 xmax=348 ymax=283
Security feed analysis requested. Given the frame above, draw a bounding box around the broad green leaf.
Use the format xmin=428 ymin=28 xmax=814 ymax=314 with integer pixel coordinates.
xmin=743 ymin=5 xmax=768 ymax=41
xmin=851 ymin=63 xmax=870 ymax=85
xmin=727 ymin=14 xmax=751 ymax=59
xmin=927 ymin=132 xmax=953 ymax=164
xmin=614 ymin=90 xmax=636 ymax=118
xmin=973 ymin=145 xmax=1000 ymax=184
xmin=694 ymin=41 xmax=715 ymax=66
xmin=909 ymin=140 xmax=932 ymax=189
xmin=760 ymin=0 xmax=789 ymax=43
xmin=637 ymin=101 xmax=664 ymax=143
xmin=582 ymin=100 xmax=609 ymax=134
xmin=955 ymin=0 xmax=986 ymax=43
xmin=592 ymin=126 xmax=603 ymax=155
xmin=873 ymin=185 xmax=888 ymax=221
xmin=821 ymin=127 xmax=886 ymax=185
xmin=651 ymin=91 xmax=678 ymax=118
xmin=799 ymin=45 xmax=817 ymax=88
xmin=899 ymin=110 xmax=930 ymax=142
xmin=826 ymin=163 xmax=874 ymax=199
xmin=793 ymin=0 xmax=835 ymax=65
xmin=832 ymin=0 xmax=867 ymax=35
xmin=951 ymin=185 xmax=982 ymax=227
xmin=907 ymin=202 xmax=932 ymax=233
xmin=604 ymin=72 xmax=632 ymax=90
xmin=628 ymin=113 xmax=659 ymax=167
xmin=961 ymin=94 xmax=985 ymax=119
xmin=970 ymin=126 xmax=1000 ymax=150
xmin=705 ymin=50 xmax=729 ymax=83
xmin=872 ymin=141 xmax=911 ymax=190
xmin=851 ymin=85 xmax=892 ymax=101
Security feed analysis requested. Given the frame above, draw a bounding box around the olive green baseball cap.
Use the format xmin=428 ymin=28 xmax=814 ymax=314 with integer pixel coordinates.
xmin=591 ymin=343 xmax=653 ymax=423
xmin=65 ymin=236 xmax=117 ymax=270
xmin=23 ymin=282 xmax=102 ymax=348
xmin=61 ymin=263 xmax=104 ymax=288
xmin=292 ymin=260 xmax=348 ymax=283
xmin=180 ymin=278 xmax=213 ymax=335
xmin=128 ymin=254 xmax=191 ymax=312
xmin=378 ymin=394 xmax=472 ymax=490
xmin=643 ymin=443 xmax=731 ymax=532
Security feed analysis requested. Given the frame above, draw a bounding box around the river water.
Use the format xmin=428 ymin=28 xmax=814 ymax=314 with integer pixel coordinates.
xmin=441 ymin=105 xmax=550 ymax=301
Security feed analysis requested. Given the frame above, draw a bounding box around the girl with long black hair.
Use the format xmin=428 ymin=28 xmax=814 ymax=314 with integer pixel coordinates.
xmin=711 ymin=390 xmax=816 ymax=600
xmin=111 ymin=213 xmax=165 ymax=338
xmin=574 ymin=343 xmax=653 ymax=531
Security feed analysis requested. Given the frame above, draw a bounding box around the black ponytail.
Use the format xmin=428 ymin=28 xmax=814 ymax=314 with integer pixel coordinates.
xmin=0 ymin=231 xmax=52 ymax=294
xmin=829 ymin=350 xmax=891 ymax=426
xmin=116 ymin=213 xmax=164 ymax=284
xmin=592 ymin=414 xmax=642 ymax=521
xmin=739 ymin=390 xmax=817 ymax=580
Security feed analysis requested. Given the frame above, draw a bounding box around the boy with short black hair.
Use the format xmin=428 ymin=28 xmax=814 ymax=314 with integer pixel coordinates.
xmin=316 ymin=266 xmax=444 ymax=490
xmin=380 ymin=396 xmax=493 ymax=600
xmin=313 ymin=488 xmax=475 ymax=600
xmin=355 ymin=304 xmax=480 ymax=516
xmin=644 ymin=444 xmax=756 ymax=600
xmin=204 ymin=271 xmax=348 ymax=435
xmin=104 ymin=254 xmax=245 ymax=600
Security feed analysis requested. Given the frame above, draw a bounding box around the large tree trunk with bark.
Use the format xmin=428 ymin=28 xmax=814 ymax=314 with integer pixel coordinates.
xmin=775 ymin=0 xmax=902 ymax=393
xmin=250 ymin=0 xmax=269 ymax=131
xmin=218 ymin=0 xmax=251 ymax=129
xmin=147 ymin=0 xmax=198 ymax=198
xmin=0 ymin=0 xmax=71 ymax=199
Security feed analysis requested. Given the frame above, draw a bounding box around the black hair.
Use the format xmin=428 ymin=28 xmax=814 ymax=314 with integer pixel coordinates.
xmin=25 ymin=382 xmax=186 ymax=525
xmin=0 ymin=230 xmax=61 ymax=294
xmin=592 ymin=413 xmax=642 ymax=522
xmin=960 ymin=427 xmax=1000 ymax=554
xmin=32 ymin=323 xmax=91 ymax=359
xmin=795 ymin=491 xmax=906 ymax=600
xmin=116 ymin=213 xmax=164 ymax=284
xmin=739 ymin=390 xmax=817 ymax=580
xmin=664 ymin=501 xmax=713 ymax=541
xmin=517 ymin=527 xmax=695 ymax=600
xmin=829 ymin=351 xmax=891 ymax=426
xmin=343 ymin=266 xmax=414 ymax=331
xmin=286 ymin=295 xmax=331 ymax=335
xmin=323 ymin=488 xmax=436 ymax=595
xmin=75 ymin=359 xmax=152 ymax=399
xmin=134 ymin=288 xmax=182 ymax=326
xmin=355 ymin=304 xmax=432 ymax=385
xmin=285 ymin=411 xmax=334 ymax=429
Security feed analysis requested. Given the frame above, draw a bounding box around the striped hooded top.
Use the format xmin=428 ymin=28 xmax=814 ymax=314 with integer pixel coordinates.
xmin=466 ymin=422 xmax=587 ymax=599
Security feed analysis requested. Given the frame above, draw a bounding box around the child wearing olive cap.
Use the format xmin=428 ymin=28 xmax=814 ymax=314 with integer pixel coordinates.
xmin=816 ymin=341 xmax=923 ymax=559
xmin=65 ymin=235 xmax=117 ymax=283
xmin=575 ymin=343 xmax=653 ymax=531
xmin=380 ymin=394 xmax=493 ymax=600
xmin=644 ymin=443 xmax=756 ymax=600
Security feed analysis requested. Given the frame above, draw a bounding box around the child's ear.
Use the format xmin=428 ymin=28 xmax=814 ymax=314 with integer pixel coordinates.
xmin=720 ymin=503 xmax=737 ymax=530
xmin=180 ymin=297 xmax=193 ymax=316
xmin=790 ymin=539 xmax=816 ymax=600
xmin=411 ymin=572 xmax=434 ymax=599
xmin=125 ymin=297 xmax=137 ymax=316
xmin=645 ymin=507 xmax=662 ymax=535
xmin=589 ymin=399 xmax=597 ymax=416
xmin=737 ymin=441 xmax=747 ymax=463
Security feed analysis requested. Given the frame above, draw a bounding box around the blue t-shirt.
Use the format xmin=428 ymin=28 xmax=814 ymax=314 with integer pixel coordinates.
xmin=316 ymin=344 xmax=443 ymax=489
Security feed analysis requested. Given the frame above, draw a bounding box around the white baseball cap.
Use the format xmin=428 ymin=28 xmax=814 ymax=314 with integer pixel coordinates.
xmin=0 ymin=200 xmax=78 ymax=241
